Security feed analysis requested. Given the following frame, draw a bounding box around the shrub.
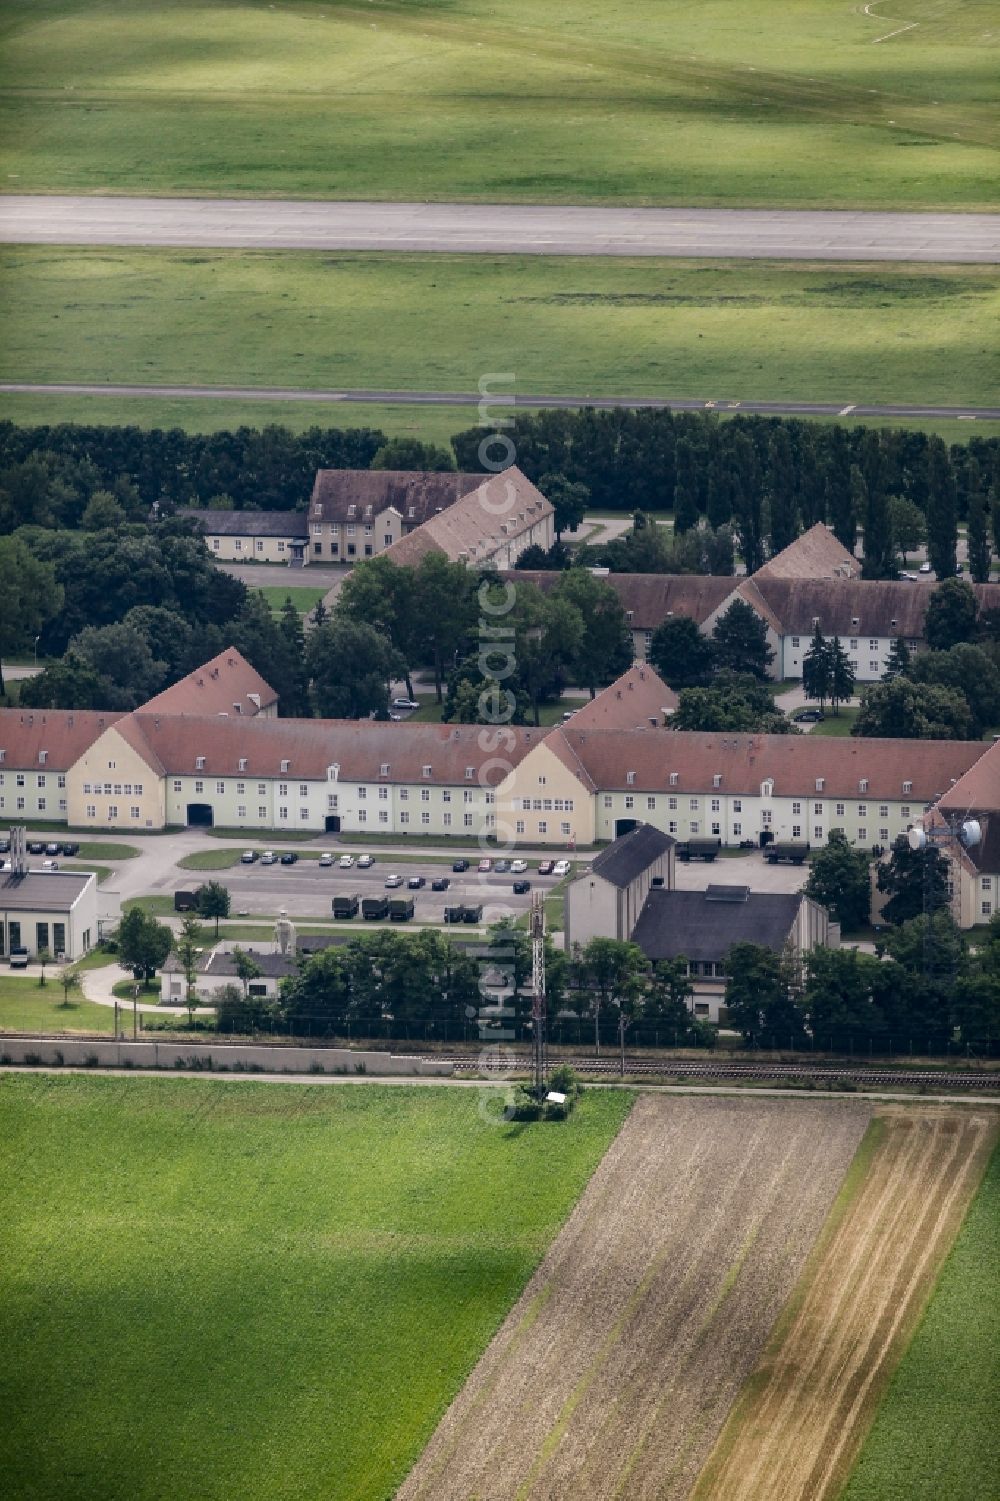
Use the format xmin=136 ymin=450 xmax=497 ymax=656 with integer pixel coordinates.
xmin=84 ymin=1053 xmax=100 ymax=1068
xmin=309 ymin=1061 xmax=326 ymax=1074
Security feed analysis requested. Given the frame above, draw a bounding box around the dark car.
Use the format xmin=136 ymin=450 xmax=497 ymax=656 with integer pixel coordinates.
xmin=279 ymin=851 xmax=299 ymax=865
xmin=0 ymin=839 xmax=10 ymax=854
xmin=452 ymin=859 xmax=470 ymax=872
xmin=45 ymin=842 xmax=61 ymax=856
xmin=61 ymin=842 xmax=80 ymax=857
xmin=537 ymin=860 xmax=554 ymax=875
xmin=27 ymin=841 xmax=45 ymax=855
xmin=512 ymin=880 xmax=531 ymax=895
xmin=494 ymin=859 xmax=511 ymax=873
xmin=792 ymin=708 xmax=825 ymax=723
xmin=407 ymin=875 xmax=426 ymax=890
xmin=431 ymin=876 xmax=450 ymax=892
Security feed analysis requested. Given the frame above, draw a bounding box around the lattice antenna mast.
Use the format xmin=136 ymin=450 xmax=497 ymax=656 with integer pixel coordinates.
xmin=530 ymin=893 xmax=547 ymax=1098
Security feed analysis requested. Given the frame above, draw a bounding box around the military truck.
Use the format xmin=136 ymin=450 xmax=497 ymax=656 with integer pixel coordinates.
xmin=361 ymin=895 xmax=389 ymax=920
xmin=388 ymin=896 xmax=415 ymax=921
xmin=675 ymin=838 xmax=722 ymax=863
xmin=764 ymin=841 xmax=811 ymax=865
xmin=332 ymin=893 xmax=361 ymax=919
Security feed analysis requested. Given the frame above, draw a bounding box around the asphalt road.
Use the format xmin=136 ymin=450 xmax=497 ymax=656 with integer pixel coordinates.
xmin=1 ymin=197 xmax=998 ymax=262
xmin=2 ymin=382 xmax=996 ymax=423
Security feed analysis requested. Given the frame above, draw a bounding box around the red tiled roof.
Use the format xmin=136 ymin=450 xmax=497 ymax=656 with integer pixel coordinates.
xmin=559 ymin=727 xmax=988 ymax=800
xmin=0 ymin=709 xmax=126 ymax=771
xmin=755 ymin=523 xmax=859 ymax=581
xmin=138 ymin=648 xmax=278 ymax=717
xmin=509 ymin=571 xmax=739 ymax=629
xmin=309 ymin=470 xmax=483 ymax=526
xmin=381 ymin=469 xmax=553 ymax=567
xmin=569 ymin=663 xmax=678 ymax=731
xmin=122 ymin=713 xmax=546 ymax=784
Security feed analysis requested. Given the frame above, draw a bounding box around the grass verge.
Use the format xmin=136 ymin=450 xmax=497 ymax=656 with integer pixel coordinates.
xmin=0 ymin=1074 xmax=632 ymax=1501
xmin=1 ymin=251 xmax=998 ymax=415
xmin=0 ymin=975 xmax=120 ymax=1034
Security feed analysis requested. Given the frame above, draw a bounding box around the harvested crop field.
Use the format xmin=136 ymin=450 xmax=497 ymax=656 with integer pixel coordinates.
xmin=694 ymin=1106 xmax=1000 ymax=1501
xmin=398 ymin=1094 xmax=870 ymax=1501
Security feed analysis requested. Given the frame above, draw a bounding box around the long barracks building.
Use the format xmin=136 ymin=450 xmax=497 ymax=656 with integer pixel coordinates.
xmin=0 ymin=653 xmax=989 ymax=862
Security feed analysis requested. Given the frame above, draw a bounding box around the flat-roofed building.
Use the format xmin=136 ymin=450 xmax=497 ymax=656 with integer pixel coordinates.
xmin=0 ymin=866 xmax=100 ymax=961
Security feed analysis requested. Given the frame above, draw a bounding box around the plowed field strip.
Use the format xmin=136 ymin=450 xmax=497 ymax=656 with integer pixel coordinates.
xmin=693 ymin=1108 xmax=999 ymax=1501
xmin=397 ymin=1095 xmax=870 ymax=1501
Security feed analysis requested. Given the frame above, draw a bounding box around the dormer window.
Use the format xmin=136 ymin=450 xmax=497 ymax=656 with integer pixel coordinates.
xmin=626 ymin=770 xmax=636 ymax=785
xmin=380 ymin=763 xmax=390 ymax=776
xmin=347 ymin=504 xmax=356 ymax=518
xmin=195 ymin=755 xmax=205 ymax=770
xmin=890 ymin=618 xmax=897 ymax=630
xmin=815 ymin=777 xmax=825 ymax=792
xmin=669 ymin=772 xmax=678 ymax=786
xmin=712 ymin=773 xmax=722 ymax=788
xmin=238 ymin=758 xmax=247 ymax=772
xmin=903 ymin=780 xmax=912 ymax=794
xmin=859 ymin=778 xmax=868 ymax=792
xmin=364 ymin=504 xmax=372 ymax=519
xmin=761 ymin=779 xmax=774 ymax=799
xmin=328 ymin=763 xmax=340 ymax=782
xmin=851 ymin=617 xmax=860 ymax=629
xmin=625 ymin=610 xmax=633 ymax=623
xmin=422 ymin=765 xmax=432 ymax=778
xmin=280 ymin=759 xmax=290 ymax=774
xmin=465 ymin=766 xmax=474 ymax=779
xmin=38 ymin=750 xmax=47 ymax=764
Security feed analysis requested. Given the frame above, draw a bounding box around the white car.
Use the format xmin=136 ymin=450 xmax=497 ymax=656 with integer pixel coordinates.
xmin=339 ymin=853 xmax=355 ymax=869
xmin=318 ymin=852 xmax=334 ymax=867
xmin=510 ymin=859 xmax=528 ymax=873
xmin=391 ymin=697 xmax=420 ymax=711
xmin=552 ymin=859 xmax=572 ymax=877
xmin=384 ymin=873 xmax=403 ymax=888
xmin=918 ymin=561 xmax=932 ymax=574
xmin=357 ymin=854 xmax=375 ymax=868
xmin=260 ymin=851 xmax=277 ymax=865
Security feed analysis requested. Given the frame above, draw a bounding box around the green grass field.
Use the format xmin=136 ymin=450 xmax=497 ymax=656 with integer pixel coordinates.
xmin=1 ymin=0 xmax=996 ymax=208
xmin=0 ymin=1074 xmax=632 ymax=1501
xmin=842 ymin=1139 xmax=1000 ymax=1501
xmin=0 ymin=975 xmax=119 ymax=1034
xmin=807 ymin=706 xmax=862 ymax=737
xmin=2 ymin=250 xmax=997 ymax=418
xmin=257 ymin=584 xmax=326 ymax=617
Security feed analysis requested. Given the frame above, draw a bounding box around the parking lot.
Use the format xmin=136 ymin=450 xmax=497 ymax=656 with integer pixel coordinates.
xmin=183 ymin=854 xmax=563 ymax=925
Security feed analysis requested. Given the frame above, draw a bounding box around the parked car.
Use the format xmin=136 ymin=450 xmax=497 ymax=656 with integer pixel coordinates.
xmin=45 ymin=842 xmax=61 ymax=856
xmin=384 ymin=873 xmax=403 ymax=888
xmin=260 ymin=851 xmax=277 ymax=865
xmin=537 ymin=860 xmax=554 ymax=875
xmin=9 ymin=946 xmax=29 ymax=969
xmin=477 ymin=857 xmax=492 ymax=872
xmin=338 ymin=853 xmax=355 ymax=868
xmin=240 ymin=850 xmax=258 ymax=864
xmin=174 ymin=889 xmax=198 ymax=912
xmin=792 ymin=708 xmax=825 ymax=723
xmin=919 ymin=561 xmax=932 ymax=574
xmin=552 ymin=859 xmax=571 ymax=877
xmin=494 ymin=858 xmax=511 ymax=873
xmin=407 ymin=875 xmax=426 ymax=889
xmin=452 ymin=858 xmax=470 ymax=872
xmin=279 ymin=851 xmax=298 ymax=865
xmin=357 ymin=854 xmax=375 ymax=869
xmin=27 ymin=841 xmax=44 ymax=855
xmin=431 ymin=876 xmax=450 ymax=892
xmin=61 ymin=842 xmax=80 ymax=857
xmin=513 ymin=880 xmax=531 ymax=894
xmin=510 ymin=859 xmax=528 ymax=874
xmin=0 ymin=839 xmax=10 ymax=854
xmin=41 ymin=858 xmax=59 ymax=870
xmin=391 ymin=697 xmax=420 ymax=711
xmin=318 ymin=852 xmax=334 ymax=867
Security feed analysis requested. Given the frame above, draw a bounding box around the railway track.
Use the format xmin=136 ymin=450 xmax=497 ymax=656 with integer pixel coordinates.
xmin=429 ymin=1052 xmax=1000 ymax=1090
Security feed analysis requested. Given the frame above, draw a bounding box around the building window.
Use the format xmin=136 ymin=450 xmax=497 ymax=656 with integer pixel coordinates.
xmin=880 ymin=828 xmax=889 ymax=840
xmin=216 ymin=781 xmax=225 ymax=795
xmin=399 ymin=788 xmax=408 ymax=801
xmin=328 ymin=794 xmax=339 ymax=810
xmin=16 ymin=797 xmax=24 ymax=811
xmin=901 ymin=805 xmax=911 ymax=817
xmin=358 ymin=809 xmax=367 ymax=823
xmin=859 ymin=828 xmax=867 ymax=841
xmin=57 ymin=775 xmax=66 ymax=789
xmin=983 ymin=902 xmax=993 ymax=917
xmin=733 ymin=823 xmax=741 ymax=837
xmin=690 ymin=821 xmax=699 ymax=834
xmin=689 ymin=798 xmax=698 ymax=811
xmin=259 ymin=806 xmax=267 ymax=819
xmin=421 ymin=811 xmax=430 ymax=826
xmin=647 ymin=797 xmax=656 ymax=811
xmin=669 ymin=821 xmax=678 ymax=834
xmin=258 ymin=783 xmax=266 ymax=796
xmin=836 ymin=803 xmax=845 ymax=817
xmin=879 ymin=805 xmax=888 ymax=818
xmin=711 ymin=799 xmax=720 ymax=813
xmin=516 ymin=820 xmax=525 ymax=834
xmin=400 ymin=811 xmax=409 ymax=825
xmin=792 ymin=825 xmax=801 ymax=838
xmin=712 ymin=822 xmax=721 ymax=836
xmin=279 ymin=806 xmax=288 ymax=820
xmin=300 ymin=807 xmax=309 ymax=820
xmin=733 ymin=799 xmax=742 ymax=813
xmin=792 ymin=801 xmax=801 ymax=816
xmin=108 ymin=805 xmax=118 ymax=819
xmin=814 ymin=825 xmax=823 ymax=840
xmin=238 ymin=805 xmax=247 ymax=818
xmin=668 ymin=797 xmax=678 ymax=810
xmin=625 ymin=795 xmax=634 ymax=810
xmin=761 ymin=810 xmax=771 ymax=825
xmin=421 ymin=788 xmax=430 ymax=802
xmin=858 ymin=804 xmax=867 ymax=818
xmin=603 ymin=795 xmax=612 ymax=809
xmin=849 ymin=639 xmax=858 ymax=651
xmin=38 ymin=798 xmax=46 ymax=812
xmin=442 ymin=789 xmax=451 ymax=803
xmin=379 ymin=811 xmax=389 ymax=824
xmin=538 ymin=821 xmax=547 ymax=834
xmin=86 ymin=804 xmax=95 ymax=818
xmin=561 ymin=822 xmax=571 ymax=836
xmin=279 ymin=782 xmax=288 ymax=796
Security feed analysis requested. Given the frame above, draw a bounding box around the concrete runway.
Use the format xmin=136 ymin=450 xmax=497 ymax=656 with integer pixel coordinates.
xmin=2 ymin=381 xmax=996 ymax=422
xmin=1 ymin=197 xmax=998 ymax=262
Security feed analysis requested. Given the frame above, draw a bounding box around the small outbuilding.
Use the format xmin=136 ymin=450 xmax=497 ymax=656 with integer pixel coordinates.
xmin=0 ymin=867 xmax=100 ymax=962
xmin=564 ymin=823 xmax=675 ymax=951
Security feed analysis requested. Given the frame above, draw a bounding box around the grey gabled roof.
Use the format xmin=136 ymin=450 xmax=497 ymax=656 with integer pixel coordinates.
xmin=590 ymin=822 xmax=675 ymax=889
xmin=631 ymin=887 xmax=802 ymax=963
xmin=185 ymin=509 xmax=308 ymax=539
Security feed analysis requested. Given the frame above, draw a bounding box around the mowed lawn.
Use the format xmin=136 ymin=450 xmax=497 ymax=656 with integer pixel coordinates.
xmin=0 ymin=0 xmax=996 ymax=208
xmin=842 ymin=1138 xmax=1000 ymax=1501
xmin=0 ymin=976 xmax=119 ymax=1034
xmin=2 ymin=250 xmax=998 ymax=412
xmin=0 ymin=1075 xmax=632 ymax=1501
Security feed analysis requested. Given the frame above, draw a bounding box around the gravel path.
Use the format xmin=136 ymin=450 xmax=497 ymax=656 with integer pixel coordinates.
xmin=397 ymin=1094 xmax=870 ymax=1500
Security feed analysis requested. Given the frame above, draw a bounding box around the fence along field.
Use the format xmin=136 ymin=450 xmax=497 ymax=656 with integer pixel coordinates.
xmin=692 ymin=1105 xmax=1000 ymax=1501
xmin=398 ymin=1094 xmax=871 ymax=1501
